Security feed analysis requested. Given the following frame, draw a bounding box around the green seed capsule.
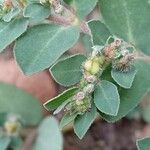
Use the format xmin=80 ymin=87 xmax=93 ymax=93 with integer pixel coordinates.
xmin=90 ymin=62 xmax=100 ymax=75
xmin=98 ymin=56 xmax=105 ymax=65
xmin=84 ymin=60 xmax=93 ymax=72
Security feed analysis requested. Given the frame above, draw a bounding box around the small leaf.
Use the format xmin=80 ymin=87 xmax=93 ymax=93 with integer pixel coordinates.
xmin=34 ymin=117 xmax=63 ymax=150
xmin=23 ymin=3 xmax=50 ymax=22
xmin=88 ymin=20 xmax=111 ymax=45
xmin=94 ymin=80 xmax=120 ymax=116
xmin=111 ymin=66 xmax=137 ymax=89
xmin=60 ymin=113 xmax=77 ymax=130
xmin=136 ymin=137 xmax=150 ymax=150
xmin=0 ymin=136 xmax=11 ymax=150
xmin=101 ymin=60 xmax=150 ymax=122
xmin=14 ymin=24 xmax=80 ymax=74
xmin=0 ymin=82 xmax=43 ymax=125
xmin=53 ymin=99 xmax=71 ymax=115
xmin=44 ymin=87 xmax=78 ymax=111
xmin=81 ymin=34 xmax=93 ymax=54
xmin=68 ymin=0 xmax=97 ymax=19
xmin=10 ymin=137 xmax=23 ymax=150
xmin=74 ymin=103 xmax=97 ymax=139
xmin=0 ymin=113 xmax=6 ymax=126
xmin=50 ymin=54 xmax=86 ymax=87
xmin=2 ymin=8 xmax=20 ymax=22
xmin=0 ymin=18 xmax=29 ymax=52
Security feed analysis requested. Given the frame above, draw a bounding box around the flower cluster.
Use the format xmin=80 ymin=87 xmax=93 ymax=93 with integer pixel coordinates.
xmin=63 ymin=37 xmax=135 ymax=116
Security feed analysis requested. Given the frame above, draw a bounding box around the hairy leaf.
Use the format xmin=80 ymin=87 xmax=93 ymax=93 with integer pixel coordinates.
xmin=68 ymin=0 xmax=97 ymax=19
xmin=74 ymin=103 xmax=97 ymax=139
xmin=44 ymin=87 xmax=78 ymax=111
xmin=94 ymin=80 xmax=120 ymax=116
xmin=136 ymin=137 xmax=150 ymax=150
xmin=101 ymin=60 xmax=150 ymax=122
xmin=60 ymin=113 xmax=77 ymax=130
xmin=23 ymin=3 xmax=50 ymax=22
xmin=111 ymin=66 xmax=137 ymax=89
xmin=0 ymin=18 xmax=28 ymax=52
xmin=50 ymin=54 xmax=86 ymax=87
xmin=88 ymin=20 xmax=111 ymax=45
xmin=99 ymin=0 xmax=150 ymax=55
xmin=14 ymin=24 xmax=80 ymax=74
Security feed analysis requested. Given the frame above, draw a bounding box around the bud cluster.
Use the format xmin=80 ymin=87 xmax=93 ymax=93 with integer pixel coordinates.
xmin=64 ymin=37 xmax=135 ymax=116
xmin=49 ymin=0 xmax=64 ymax=14
xmin=0 ymin=0 xmax=27 ymax=19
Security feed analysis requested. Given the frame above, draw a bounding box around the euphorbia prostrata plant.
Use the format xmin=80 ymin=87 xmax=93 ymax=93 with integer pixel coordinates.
xmin=0 ymin=0 xmax=150 ymax=148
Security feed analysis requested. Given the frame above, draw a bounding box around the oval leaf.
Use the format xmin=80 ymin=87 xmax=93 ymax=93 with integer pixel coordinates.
xmin=14 ymin=24 xmax=80 ymax=74
xmin=60 ymin=113 xmax=77 ymax=130
xmin=0 ymin=18 xmax=28 ymax=52
xmin=136 ymin=137 xmax=150 ymax=150
xmin=0 ymin=82 xmax=43 ymax=125
xmin=99 ymin=0 xmax=150 ymax=56
xmin=111 ymin=66 xmax=137 ymax=89
xmin=23 ymin=3 xmax=50 ymax=22
xmin=0 ymin=136 xmax=11 ymax=150
xmin=67 ymin=0 xmax=97 ymax=19
xmin=50 ymin=54 xmax=86 ymax=87
xmin=88 ymin=20 xmax=111 ymax=45
xmin=101 ymin=60 xmax=150 ymax=122
xmin=74 ymin=103 xmax=97 ymax=139
xmin=44 ymin=87 xmax=78 ymax=111
xmin=34 ymin=117 xmax=63 ymax=150
xmin=94 ymin=80 xmax=120 ymax=116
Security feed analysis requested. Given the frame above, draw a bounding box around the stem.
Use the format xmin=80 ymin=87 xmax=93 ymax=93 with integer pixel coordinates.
xmin=48 ymin=0 xmax=91 ymax=34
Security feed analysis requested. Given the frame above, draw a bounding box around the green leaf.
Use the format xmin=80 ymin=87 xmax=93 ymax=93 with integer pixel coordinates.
xmin=94 ymin=80 xmax=120 ymax=116
xmin=99 ymin=0 xmax=150 ymax=56
xmin=0 ymin=136 xmax=11 ymax=150
xmin=23 ymin=3 xmax=50 ymax=22
xmin=0 ymin=18 xmax=29 ymax=52
xmin=81 ymin=34 xmax=93 ymax=54
xmin=111 ymin=66 xmax=137 ymax=89
xmin=74 ymin=103 xmax=97 ymax=139
xmin=14 ymin=24 xmax=80 ymax=75
xmin=88 ymin=20 xmax=111 ymax=45
xmin=70 ymin=0 xmax=97 ymax=19
xmin=10 ymin=137 xmax=23 ymax=150
xmin=60 ymin=113 xmax=77 ymax=130
xmin=142 ymin=104 xmax=150 ymax=123
xmin=136 ymin=137 xmax=150 ymax=150
xmin=0 ymin=82 xmax=43 ymax=125
xmin=50 ymin=54 xmax=86 ymax=87
xmin=101 ymin=60 xmax=150 ymax=122
xmin=0 ymin=113 xmax=6 ymax=126
xmin=2 ymin=8 xmax=20 ymax=22
xmin=34 ymin=117 xmax=63 ymax=150
xmin=44 ymin=87 xmax=78 ymax=111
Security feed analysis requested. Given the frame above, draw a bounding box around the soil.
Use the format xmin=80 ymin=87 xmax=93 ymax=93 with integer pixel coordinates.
xmin=64 ymin=118 xmax=146 ymax=150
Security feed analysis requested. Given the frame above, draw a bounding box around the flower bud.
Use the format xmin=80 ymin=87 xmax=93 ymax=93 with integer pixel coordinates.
xmin=84 ymin=75 xmax=96 ymax=83
xmin=98 ymin=56 xmax=105 ymax=65
xmin=75 ymin=91 xmax=85 ymax=101
xmin=84 ymin=60 xmax=93 ymax=72
xmin=76 ymin=99 xmax=84 ymax=106
xmin=90 ymin=61 xmax=100 ymax=75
